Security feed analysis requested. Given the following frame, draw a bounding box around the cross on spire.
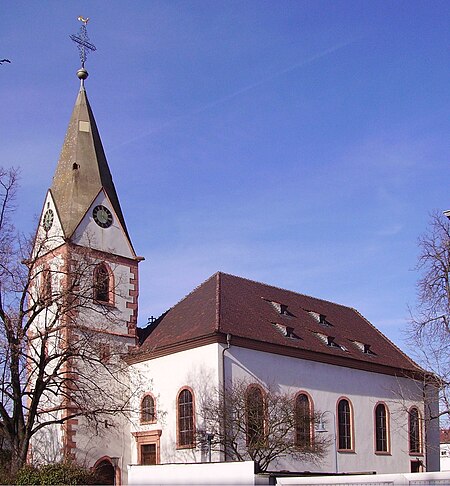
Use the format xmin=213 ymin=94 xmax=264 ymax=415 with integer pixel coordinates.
xmin=70 ymin=16 xmax=97 ymax=70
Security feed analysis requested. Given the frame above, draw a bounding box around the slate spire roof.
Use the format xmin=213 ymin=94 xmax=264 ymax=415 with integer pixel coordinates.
xmin=134 ymin=272 xmax=424 ymax=378
xmin=50 ymin=84 xmax=130 ymax=243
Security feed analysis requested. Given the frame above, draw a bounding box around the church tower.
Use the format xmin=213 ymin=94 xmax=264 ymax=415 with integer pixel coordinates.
xmin=29 ymin=24 xmax=141 ymax=480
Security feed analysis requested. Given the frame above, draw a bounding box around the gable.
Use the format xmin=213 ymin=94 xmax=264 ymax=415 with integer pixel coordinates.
xmin=33 ymin=190 xmax=65 ymax=259
xmin=71 ymin=190 xmax=136 ymax=259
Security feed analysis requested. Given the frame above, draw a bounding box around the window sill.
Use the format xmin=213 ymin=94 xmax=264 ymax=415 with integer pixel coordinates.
xmin=409 ymin=452 xmax=424 ymax=456
xmin=338 ymin=450 xmax=356 ymax=454
xmin=94 ymin=299 xmax=116 ymax=308
xmin=375 ymin=451 xmax=391 ymax=456
xmin=176 ymin=444 xmax=195 ymax=450
xmin=140 ymin=420 xmax=157 ymax=425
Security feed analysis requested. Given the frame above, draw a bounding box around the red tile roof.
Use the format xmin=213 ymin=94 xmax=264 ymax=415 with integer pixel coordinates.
xmin=441 ymin=429 xmax=450 ymax=444
xmin=134 ymin=272 xmax=423 ymax=376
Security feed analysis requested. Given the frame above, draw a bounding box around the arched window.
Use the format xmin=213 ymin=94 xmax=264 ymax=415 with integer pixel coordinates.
xmin=141 ymin=394 xmax=156 ymax=423
xmin=337 ymin=398 xmax=353 ymax=450
xmin=409 ymin=407 xmax=422 ymax=454
xmin=375 ymin=403 xmax=389 ymax=452
xmin=246 ymin=385 xmax=266 ymax=448
xmin=94 ymin=263 xmax=111 ymax=303
xmin=177 ymin=388 xmax=195 ymax=448
xmin=295 ymin=393 xmax=312 ymax=448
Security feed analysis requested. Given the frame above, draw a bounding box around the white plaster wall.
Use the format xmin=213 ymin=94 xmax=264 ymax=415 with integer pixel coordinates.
xmin=74 ymin=409 xmax=132 ymax=474
xmin=72 ymin=191 xmax=134 ymax=259
xmin=34 ymin=191 xmax=65 ymax=258
xmin=128 ymin=460 xmax=256 ymax=485
xmin=128 ymin=343 xmax=433 ymax=476
xmin=441 ymin=443 xmax=450 ymax=471
xmin=72 ymin=332 xmax=136 ymax=475
xmin=225 ymin=345 xmax=428 ymax=475
xmin=74 ymin=257 xmax=135 ymax=335
xmin=130 ymin=344 xmax=222 ymax=466
xmin=277 ymin=470 xmax=450 ymax=485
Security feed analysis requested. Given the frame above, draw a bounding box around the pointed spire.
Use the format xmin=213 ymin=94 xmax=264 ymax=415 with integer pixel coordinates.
xmin=50 ymin=87 xmax=131 ymax=245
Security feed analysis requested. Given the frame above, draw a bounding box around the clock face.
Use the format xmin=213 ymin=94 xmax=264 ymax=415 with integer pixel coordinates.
xmin=93 ymin=205 xmax=113 ymax=228
xmin=42 ymin=209 xmax=54 ymax=231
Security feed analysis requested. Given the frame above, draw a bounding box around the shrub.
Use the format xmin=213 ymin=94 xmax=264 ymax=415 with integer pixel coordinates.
xmin=15 ymin=465 xmax=41 ymax=485
xmin=15 ymin=462 xmax=98 ymax=485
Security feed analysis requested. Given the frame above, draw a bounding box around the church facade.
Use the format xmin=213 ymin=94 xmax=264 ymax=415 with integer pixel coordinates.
xmin=29 ymin=73 xmax=440 ymax=484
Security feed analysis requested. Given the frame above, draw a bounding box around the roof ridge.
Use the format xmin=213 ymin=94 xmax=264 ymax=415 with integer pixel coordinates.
xmin=217 ymin=271 xmax=356 ymax=311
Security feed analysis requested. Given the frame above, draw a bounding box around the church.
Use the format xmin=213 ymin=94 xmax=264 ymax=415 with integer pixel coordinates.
xmin=28 ymin=63 xmax=440 ymax=484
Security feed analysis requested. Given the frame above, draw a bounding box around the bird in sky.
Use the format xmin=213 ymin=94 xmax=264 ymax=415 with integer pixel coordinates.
xmin=0 ymin=59 xmax=11 ymax=65
xmin=78 ymin=16 xmax=89 ymax=25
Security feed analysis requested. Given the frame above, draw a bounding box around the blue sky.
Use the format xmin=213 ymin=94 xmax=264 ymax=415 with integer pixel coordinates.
xmin=1 ymin=1 xmax=449 ymax=356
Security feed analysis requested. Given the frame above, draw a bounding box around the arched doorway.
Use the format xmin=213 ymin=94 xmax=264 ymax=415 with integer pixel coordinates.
xmin=94 ymin=458 xmax=115 ymax=485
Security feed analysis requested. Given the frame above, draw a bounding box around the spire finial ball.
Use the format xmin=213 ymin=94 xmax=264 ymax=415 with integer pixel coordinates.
xmin=77 ymin=68 xmax=89 ymax=80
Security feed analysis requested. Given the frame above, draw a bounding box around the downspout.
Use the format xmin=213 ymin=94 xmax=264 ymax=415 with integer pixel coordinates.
xmin=221 ymin=333 xmax=231 ymax=461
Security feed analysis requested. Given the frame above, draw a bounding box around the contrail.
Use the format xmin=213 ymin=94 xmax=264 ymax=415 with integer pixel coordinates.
xmin=111 ymin=39 xmax=355 ymax=151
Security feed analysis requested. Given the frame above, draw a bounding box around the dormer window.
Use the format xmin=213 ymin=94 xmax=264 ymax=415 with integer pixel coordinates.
xmin=308 ymin=311 xmax=332 ymax=327
xmin=272 ymin=322 xmax=298 ymax=339
xmin=327 ymin=336 xmax=337 ymax=347
xmin=314 ymin=332 xmax=346 ymax=351
xmin=326 ymin=336 xmax=346 ymax=350
xmin=265 ymin=299 xmax=294 ymax=317
xmin=352 ymin=341 xmax=376 ymax=355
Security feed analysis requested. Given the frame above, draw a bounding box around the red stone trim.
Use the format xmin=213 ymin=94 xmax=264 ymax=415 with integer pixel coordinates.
xmin=70 ymin=241 xmax=141 ymax=264
xmin=60 ymin=246 xmax=78 ymax=461
xmin=176 ymin=386 xmax=196 ymax=449
xmin=126 ymin=265 xmax=138 ymax=340
xmin=93 ymin=455 xmax=122 ymax=485
xmin=336 ymin=396 xmax=355 ymax=453
xmin=73 ymin=325 xmax=137 ymax=340
xmin=133 ymin=429 xmax=162 ymax=465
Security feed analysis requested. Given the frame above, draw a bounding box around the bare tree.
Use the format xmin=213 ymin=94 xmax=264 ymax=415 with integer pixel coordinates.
xmin=198 ymin=379 xmax=327 ymax=472
xmin=0 ymin=167 xmax=140 ymax=474
xmin=409 ymin=211 xmax=450 ymax=424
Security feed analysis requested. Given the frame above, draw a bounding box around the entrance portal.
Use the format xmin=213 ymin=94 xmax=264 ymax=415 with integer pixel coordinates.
xmin=94 ymin=459 xmax=115 ymax=485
